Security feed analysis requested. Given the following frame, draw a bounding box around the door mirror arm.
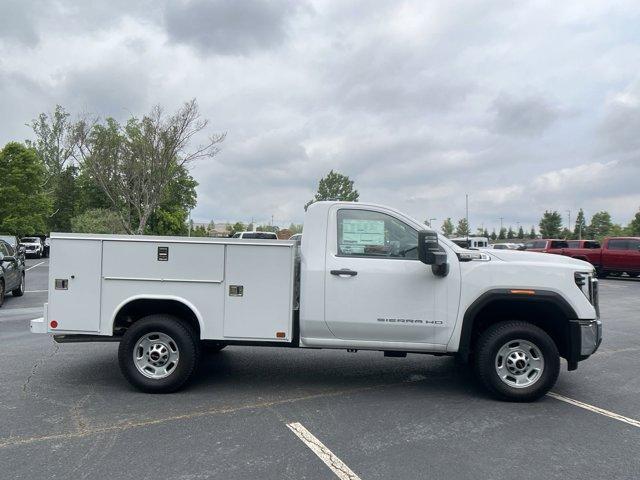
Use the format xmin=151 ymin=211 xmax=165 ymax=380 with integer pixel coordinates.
xmin=417 ymin=230 xmax=449 ymax=277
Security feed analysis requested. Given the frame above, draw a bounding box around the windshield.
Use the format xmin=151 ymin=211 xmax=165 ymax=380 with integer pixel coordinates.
xmin=21 ymin=237 xmax=39 ymax=243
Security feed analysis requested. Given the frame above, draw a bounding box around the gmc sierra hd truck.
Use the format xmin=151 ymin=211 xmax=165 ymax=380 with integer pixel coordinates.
xmin=30 ymin=201 xmax=601 ymax=401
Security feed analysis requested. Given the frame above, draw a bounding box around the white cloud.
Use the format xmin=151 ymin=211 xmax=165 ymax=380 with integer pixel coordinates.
xmin=1 ymin=0 xmax=640 ymax=231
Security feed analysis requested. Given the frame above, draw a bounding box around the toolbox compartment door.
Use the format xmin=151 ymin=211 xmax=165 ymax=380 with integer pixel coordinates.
xmin=48 ymin=239 xmax=102 ymax=332
xmin=223 ymin=244 xmax=294 ymax=341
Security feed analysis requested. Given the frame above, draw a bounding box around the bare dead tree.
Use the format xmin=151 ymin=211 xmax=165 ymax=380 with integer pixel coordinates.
xmin=71 ymin=99 xmax=225 ymax=234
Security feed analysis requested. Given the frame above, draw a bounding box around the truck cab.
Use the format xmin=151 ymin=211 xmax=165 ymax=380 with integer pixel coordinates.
xmin=31 ymin=201 xmax=602 ymax=402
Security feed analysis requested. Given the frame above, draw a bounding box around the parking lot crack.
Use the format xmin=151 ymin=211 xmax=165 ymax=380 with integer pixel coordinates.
xmin=21 ymin=339 xmax=59 ymax=398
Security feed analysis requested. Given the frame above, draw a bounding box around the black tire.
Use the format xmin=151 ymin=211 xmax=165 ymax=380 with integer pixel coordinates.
xmin=475 ymin=321 xmax=560 ymax=402
xmin=12 ymin=273 xmax=25 ymax=297
xmin=627 ymin=272 xmax=639 ymax=278
xmin=0 ymin=280 xmax=4 ymax=308
xmin=118 ymin=314 xmax=200 ymax=393
xmin=201 ymin=341 xmax=227 ymax=354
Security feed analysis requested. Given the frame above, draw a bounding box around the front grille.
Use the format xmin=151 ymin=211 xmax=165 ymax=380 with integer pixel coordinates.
xmin=590 ymin=277 xmax=600 ymax=318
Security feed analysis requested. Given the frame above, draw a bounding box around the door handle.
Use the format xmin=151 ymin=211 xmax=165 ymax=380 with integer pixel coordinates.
xmin=330 ymin=269 xmax=357 ymax=277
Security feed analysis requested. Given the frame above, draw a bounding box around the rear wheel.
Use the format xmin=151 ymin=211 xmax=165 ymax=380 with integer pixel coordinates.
xmin=627 ymin=272 xmax=639 ymax=278
xmin=475 ymin=321 xmax=559 ymax=402
xmin=118 ymin=314 xmax=200 ymax=393
xmin=12 ymin=273 xmax=25 ymax=297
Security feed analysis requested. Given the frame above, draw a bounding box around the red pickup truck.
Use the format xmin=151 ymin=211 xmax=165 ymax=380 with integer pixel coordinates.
xmin=560 ymin=237 xmax=640 ymax=278
xmin=521 ymin=239 xmax=569 ymax=254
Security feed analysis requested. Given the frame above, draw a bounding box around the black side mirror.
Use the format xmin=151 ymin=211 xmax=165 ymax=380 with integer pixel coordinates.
xmin=418 ymin=230 xmax=449 ymax=276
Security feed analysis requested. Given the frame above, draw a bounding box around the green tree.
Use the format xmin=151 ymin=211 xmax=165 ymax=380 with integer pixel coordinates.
xmin=441 ymin=218 xmax=454 ymax=237
xmin=539 ymin=210 xmax=563 ymax=238
xmin=627 ymin=208 xmax=640 ymax=236
xmin=257 ymin=225 xmax=279 ymax=233
xmin=50 ymin=165 xmax=78 ymax=232
xmin=0 ymin=143 xmax=49 ymax=236
xmin=498 ymin=227 xmax=507 ymax=240
xmin=490 ymin=229 xmax=497 ymax=241
xmin=288 ymin=223 xmax=303 ymax=234
xmin=72 ymin=99 xmax=224 ymax=234
xmin=305 ymin=170 xmax=359 ymax=211
xmin=574 ymin=208 xmax=587 ymax=239
xmin=528 ymin=226 xmax=536 ymax=239
xmin=483 ymin=228 xmax=489 ymax=238
xmin=28 ymin=106 xmax=77 ymax=233
xmin=145 ymin=165 xmax=198 ymax=236
xmin=71 ymin=208 xmax=127 ymax=234
xmin=231 ymin=222 xmax=245 ymax=235
xmin=455 ymin=218 xmax=470 ymax=236
xmin=517 ymin=226 xmax=525 ymax=239
xmin=507 ymin=226 xmax=515 ymax=239
xmin=191 ymin=225 xmax=209 ymax=237
xmin=587 ymin=211 xmax=613 ymax=239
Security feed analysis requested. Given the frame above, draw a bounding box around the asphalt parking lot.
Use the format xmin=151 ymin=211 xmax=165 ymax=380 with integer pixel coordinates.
xmin=1 ymin=259 xmax=639 ymax=479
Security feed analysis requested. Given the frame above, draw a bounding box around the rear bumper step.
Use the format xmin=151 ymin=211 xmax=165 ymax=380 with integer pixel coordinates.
xmin=54 ymin=335 xmax=121 ymax=343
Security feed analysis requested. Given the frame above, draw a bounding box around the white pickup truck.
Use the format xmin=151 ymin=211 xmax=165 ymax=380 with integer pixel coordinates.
xmin=31 ymin=201 xmax=601 ymax=401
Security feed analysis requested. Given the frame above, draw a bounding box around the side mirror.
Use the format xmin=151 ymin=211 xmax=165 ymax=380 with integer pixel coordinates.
xmin=418 ymin=230 xmax=449 ymax=277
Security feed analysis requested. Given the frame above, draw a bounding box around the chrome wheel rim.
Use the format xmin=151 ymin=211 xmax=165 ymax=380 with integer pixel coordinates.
xmin=19 ymin=275 xmax=24 ymax=294
xmin=495 ymin=339 xmax=544 ymax=388
xmin=133 ymin=332 xmax=180 ymax=379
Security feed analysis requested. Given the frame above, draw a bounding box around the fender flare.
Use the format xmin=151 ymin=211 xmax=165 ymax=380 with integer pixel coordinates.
xmin=457 ymin=288 xmax=578 ymax=361
xmin=110 ymin=294 xmax=205 ymax=338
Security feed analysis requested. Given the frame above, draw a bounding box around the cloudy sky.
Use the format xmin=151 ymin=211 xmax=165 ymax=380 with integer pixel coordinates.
xmin=1 ymin=0 xmax=640 ymax=232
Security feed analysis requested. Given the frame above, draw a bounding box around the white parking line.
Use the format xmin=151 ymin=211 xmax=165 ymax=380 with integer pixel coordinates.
xmin=26 ymin=261 xmax=46 ymax=271
xmin=286 ymin=422 xmax=361 ymax=480
xmin=548 ymin=392 xmax=640 ymax=428
xmin=25 ymin=290 xmax=47 ymax=293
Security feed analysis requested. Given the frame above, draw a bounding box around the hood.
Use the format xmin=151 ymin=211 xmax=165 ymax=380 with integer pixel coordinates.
xmin=487 ymin=249 xmax=593 ymax=270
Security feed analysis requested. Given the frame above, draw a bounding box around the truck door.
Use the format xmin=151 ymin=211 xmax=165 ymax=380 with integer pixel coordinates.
xmin=324 ymin=207 xmax=439 ymax=343
xmin=603 ymin=239 xmax=627 ymax=271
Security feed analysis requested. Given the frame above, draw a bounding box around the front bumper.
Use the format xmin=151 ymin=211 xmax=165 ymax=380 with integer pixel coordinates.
xmin=567 ymin=318 xmax=602 ymax=369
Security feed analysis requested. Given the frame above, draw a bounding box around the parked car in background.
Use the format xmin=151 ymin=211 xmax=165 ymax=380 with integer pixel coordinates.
xmin=288 ymin=233 xmax=302 ymax=242
xmin=0 ymin=235 xmax=25 ymax=257
xmin=561 ymin=237 xmax=640 ymax=278
xmin=522 ymin=239 xmax=569 ymax=254
xmin=450 ymin=236 xmax=489 ymax=249
xmin=20 ymin=237 xmax=44 ymax=258
xmin=231 ymin=231 xmax=278 ymax=239
xmin=490 ymin=243 xmax=520 ymax=250
xmin=0 ymin=239 xmax=25 ymax=306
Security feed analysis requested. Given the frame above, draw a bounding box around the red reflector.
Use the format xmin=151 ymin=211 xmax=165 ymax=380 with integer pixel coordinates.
xmin=50 ymin=320 xmax=58 ymax=329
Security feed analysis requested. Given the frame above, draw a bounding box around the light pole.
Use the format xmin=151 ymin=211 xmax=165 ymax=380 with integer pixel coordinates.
xmin=428 ymin=218 xmax=436 ymax=228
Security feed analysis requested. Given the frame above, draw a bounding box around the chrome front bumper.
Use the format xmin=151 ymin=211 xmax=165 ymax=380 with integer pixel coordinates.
xmin=580 ymin=319 xmax=602 ymax=356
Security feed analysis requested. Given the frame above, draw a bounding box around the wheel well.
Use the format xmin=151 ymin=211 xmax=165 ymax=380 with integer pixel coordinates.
xmin=113 ymin=299 xmax=201 ymax=339
xmin=465 ymin=299 xmax=571 ymax=360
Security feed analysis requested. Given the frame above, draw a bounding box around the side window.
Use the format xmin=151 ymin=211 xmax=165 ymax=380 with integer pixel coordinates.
xmin=0 ymin=242 xmax=8 ymax=256
xmin=337 ymin=209 xmax=418 ymax=259
xmin=585 ymin=241 xmax=600 ymax=249
xmin=5 ymin=243 xmax=14 ymax=256
xmin=232 ymin=233 xmax=241 ymax=238
xmin=566 ymin=241 xmax=579 ymax=248
xmin=608 ymin=239 xmax=627 ymax=250
xmin=551 ymin=241 xmax=568 ymax=249
xmin=533 ymin=241 xmax=547 ymax=249
xmin=627 ymin=239 xmax=640 ymax=250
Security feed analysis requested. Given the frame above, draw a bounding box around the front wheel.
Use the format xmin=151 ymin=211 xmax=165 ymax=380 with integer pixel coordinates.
xmin=118 ymin=315 xmax=200 ymax=393
xmin=475 ymin=321 xmax=559 ymax=402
